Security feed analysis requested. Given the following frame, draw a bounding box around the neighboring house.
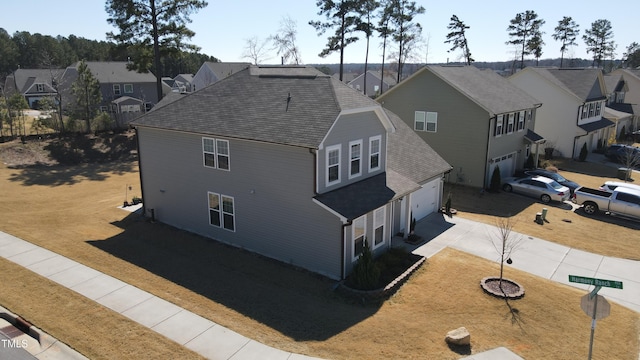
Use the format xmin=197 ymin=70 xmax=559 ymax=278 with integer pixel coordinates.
xmin=191 ymin=62 xmax=250 ymax=91
xmin=377 ymin=65 xmax=543 ymax=188
xmin=3 ymin=69 xmax=63 ymax=109
xmin=603 ymin=73 xmax=634 ymax=140
xmin=509 ymin=68 xmax=615 ymax=159
xmin=172 ymin=73 xmax=194 ymax=93
xmin=348 ymin=70 xmax=397 ymax=97
xmin=332 ymin=72 xmax=360 ymax=84
xmin=131 ymin=65 xmax=451 ymax=280
xmin=60 ymin=61 xmax=158 ymax=118
xmin=610 ymin=68 xmax=640 ymax=132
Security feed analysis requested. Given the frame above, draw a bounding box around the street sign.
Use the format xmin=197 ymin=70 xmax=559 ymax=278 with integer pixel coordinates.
xmin=580 ymin=294 xmax=611 ymax=320
xmin=568 ymin=275 xmax=623 ymax=289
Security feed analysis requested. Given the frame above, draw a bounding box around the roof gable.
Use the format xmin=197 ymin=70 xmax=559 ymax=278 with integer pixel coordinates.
xmin=69 ymin=61 xmax=157 ymax=83
xmin=521 ymin=68 xmax=606 ymax=102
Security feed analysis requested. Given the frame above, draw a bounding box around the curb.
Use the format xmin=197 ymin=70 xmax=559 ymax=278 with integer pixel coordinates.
xmin=0 ymin=305 xmax=88 ymax=360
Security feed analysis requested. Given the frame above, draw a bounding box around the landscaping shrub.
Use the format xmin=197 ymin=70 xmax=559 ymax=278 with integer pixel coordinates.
xmin=579 ymin=142 xmax=588 ymax=161
xmin=489 ymin=165 xmax=501 ymax=192
xmin=349 ymin=239 xmax=380 ymax=290
xmin=525 ymin=153 xmax=535 ymax=169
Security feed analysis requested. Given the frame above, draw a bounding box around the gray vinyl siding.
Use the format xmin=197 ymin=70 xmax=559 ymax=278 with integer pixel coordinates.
xmin=489 ymin=108 xmax=538 ymax=169
xmin=317 ymin=111 xmax=387 ymax=194
xmin=380 ymin=70 xmax=489 ymax=187
xmin=343 ymin=203 xmax=392 ymax=275
xmin=137 ymin=127 xmax=344 ymax=279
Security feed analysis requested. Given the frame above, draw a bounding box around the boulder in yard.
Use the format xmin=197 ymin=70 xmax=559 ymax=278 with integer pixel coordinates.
xmin=445 ymin=327 xmax=470 ymax=346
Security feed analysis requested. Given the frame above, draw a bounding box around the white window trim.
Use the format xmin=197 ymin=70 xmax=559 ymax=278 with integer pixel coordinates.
xmin=326 ymin=144 xmax=341 ymax=187
xmin=352 ymin=215 xmax=367 ymax=261
xmin=349 ymin=140 xmax=362 ymax=179
xmin=124 ymin=83 xmax=134 ymax=93
xmin=36 ymin=84 xmax=44 ymax=92
xmin=216 ymin=139 xmax=230 ymax=171
xmin=221 ymin=195 xmax=236 ymax=232
xmin=425 ymin=112 xmax=438 ymax=132
xmin=507 ymin=113 xmax=515 ymax=134
xmin=369 ymin=135 xmax=382 ymax=172
xmin=495 ymin=115 xmax=503 ymax=137
xmin=113 ymin=84 xmax=121 ymax=95
xmin=373 ymin=206 xmax=386 ymax=249
xmin=517 ymin=111 xmax=525 ymax=131
xmin=203 ymin=137 xmax=216 ymax=168
xmin=207 ymin=192 xmax=221 ymax=227
xmin=414 ymin=111 xmax=426 ymax=131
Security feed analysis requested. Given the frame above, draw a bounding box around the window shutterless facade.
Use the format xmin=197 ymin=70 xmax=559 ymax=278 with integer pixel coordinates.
xmin=349 ymin=140 xmax=362 ymax=178
xmin=369 ymin=135 xmax=381 ymax=172
xmin=373 ymin=206 xmax=385 ymax=248
xmin=208 ymin=192 xmax=235 ymax=231
xmin=425 ymin=112 xmax=437 ymax=132
xmin=414 ymin=111 xmax=426 ymax=131
xmin=326 ymin=144 xmax=341 ymax=186
xmin=124 ymin=84 xmax=134 ymax=93
xmin=495 ymin=115 xmax=503 ymax=137
xmin=202 ymin=137 xmax=230 ymax=171
xmin=113 ymin=84 xmax=121 ymax=95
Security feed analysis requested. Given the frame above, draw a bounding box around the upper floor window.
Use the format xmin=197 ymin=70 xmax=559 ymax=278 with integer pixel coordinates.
xmin=517 ymin=111 xmax=525 ymax=131
xmin=414 ymin=111 xmax=425 ymax=131
xmin=588 ymin=103 xmax=595 ymax=117
xmin=349 ymin=140 xmax=362 ymax=179
xmin=526 ymin=109 xmax=532 ymax=122
xmin=124 ymin=84 xmax=134 ymax=93
xmin=113 ymin=84 xmax=121 ymax=95
xmin=581 ymin=105 xmax=589 ymax=119
xmin=595 ymin=102 xmax=602 ymax=116
xmin=369 ymin=135 xmax=381 ymax=172
xmin=36 ymin=84 xmax=44 ymax=92
xmin=495 ymin=115 xmax=503 ymax=137
xmin=425 ymin=112 xmax=437 ymax=132
xmin=326 ymin=144 xmax=341 ymax=186
xmin=202 ymin=137 xmax=230 ymax=171
xmin=506 ymin=113 xmax=515 ymax=134
xmin=615 ymin=92 xmax=625 ymax=103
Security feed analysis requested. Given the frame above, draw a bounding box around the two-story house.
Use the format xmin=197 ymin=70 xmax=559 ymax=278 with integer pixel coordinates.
xmin=610 ymin=68 xmax=640 ymax=133
xmin=60 ymin=61 xmax=159 ymax=125
xmin=603 ymin=73 xmax=634 ymax=140
xmin=377 ymin=65 xmax=543 ymax=188
xmin=191 ymin=62 xmax=250 ymax=92
xmin=3 ymin=69 xmax=62 ymax=109
xmin=509 ymin=68 xmax=615 ymax=159
xmin=347 ymin=70 xmax=397 ymax=97
xmin=131 ymin=65 xmax=451 ymax=280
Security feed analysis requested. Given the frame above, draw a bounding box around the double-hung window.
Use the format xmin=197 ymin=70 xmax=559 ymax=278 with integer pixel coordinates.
xmin=517 ymin=111 xmax=525 ymax=131
xmin=349 ymin=140 xmax=362 ymax=178
xmin=495 ymin=115 xmax=503 ymax=137
xmin=113 ymin=84 xmax=121 ymax=95
xmin=595 ymin=102 xmax=602 ymax=116
xmin=588 ymin=103 xmax=595 ymax=117
xmin=507 ymin=113 xmax=515 ymax=134
xmin=353 ymin=216 xmax=366 ymax=260
xmin=414 ymin=111 xmax=426 ymax=131
xmin=124 ymin=84 xmax=134 ymax=94
xmin=36 ymin=84 xmax=44 ymax=92
xmin=425 ymin=112 xmax=438 ymax=132
xmin=202 ymin=137 xmax=230 ymax=170
xmin=369 ymin=135 xmax=381 ymax=172
xmin=208 ymin=192 xmax=235 ymax=231
xmin=326 ymin=145 xmax=341 ymax=186
xmin=373 ymin=206 xmax=385 ymax=247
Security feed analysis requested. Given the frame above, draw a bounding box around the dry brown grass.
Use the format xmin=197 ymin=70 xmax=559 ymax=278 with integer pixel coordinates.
xmin=0 ymin=141 xmax=639 ymax=359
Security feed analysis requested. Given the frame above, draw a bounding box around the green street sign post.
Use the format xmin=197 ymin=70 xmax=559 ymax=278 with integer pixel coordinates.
xmin=568 ymin=275 xmax=623 ymax=289
xmin=569 ymin=275 xmax=624 ymax=360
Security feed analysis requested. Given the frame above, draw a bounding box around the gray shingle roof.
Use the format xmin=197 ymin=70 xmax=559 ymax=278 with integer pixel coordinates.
xmin=9 ymin=69 xmax=62 ymax=92
xmin=203 ymin=62 xmax=250 ymax=80
xmin=524 ymin=68 xmax=603 ymax=101
xmin=133 ymin=65 xmax=381 ymax=148
xmin=578 ymin=118 xmax=615 ymax=133
xmin=69 ymin=61 xmax=157 ymax=83
xmin=422 ymin=65 xmax=540 ymax=116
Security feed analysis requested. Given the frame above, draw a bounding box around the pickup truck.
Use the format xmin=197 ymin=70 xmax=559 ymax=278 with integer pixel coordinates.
xmin=572 ymin=186 xmax=640 ymax=221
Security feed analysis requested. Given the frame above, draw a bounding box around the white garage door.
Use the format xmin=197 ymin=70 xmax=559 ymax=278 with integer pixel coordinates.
xmin=489 ymin=152 xmax=516 ymax=182
xmin=411 ymin=178 xmax=440 ymax=221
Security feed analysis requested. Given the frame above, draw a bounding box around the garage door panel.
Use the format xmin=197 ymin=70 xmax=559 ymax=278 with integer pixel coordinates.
xmin=411 ymin=178 xmax=440 ymax=221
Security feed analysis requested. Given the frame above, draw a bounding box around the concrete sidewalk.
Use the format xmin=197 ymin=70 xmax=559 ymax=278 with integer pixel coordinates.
xmin=0 ymin=231 xmax=322 ymax=360
xmin=410 ymin=213 xmax=640 ymax=313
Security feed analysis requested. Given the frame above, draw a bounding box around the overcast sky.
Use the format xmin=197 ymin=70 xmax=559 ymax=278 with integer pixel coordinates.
xmin=1 ymin=1 xmax=636 ymax=65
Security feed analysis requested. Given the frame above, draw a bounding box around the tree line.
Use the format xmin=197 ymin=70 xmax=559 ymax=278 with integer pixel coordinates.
xmin=0 ymin=28 xmax=218 ymax=81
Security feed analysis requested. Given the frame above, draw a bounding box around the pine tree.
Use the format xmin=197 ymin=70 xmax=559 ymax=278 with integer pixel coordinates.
xmin=350 ymin=239 xmax=380 ymax=290
xmin=490 ymin=165 xmax=501 ymax=192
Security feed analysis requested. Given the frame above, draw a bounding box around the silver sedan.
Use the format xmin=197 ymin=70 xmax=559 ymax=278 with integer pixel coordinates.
xmin=502 ymin=176 xmax=571 ymax=203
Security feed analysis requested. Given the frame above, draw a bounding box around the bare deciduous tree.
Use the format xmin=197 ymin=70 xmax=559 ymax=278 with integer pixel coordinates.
xmin=491 ymin=217 xmax=523 ymax=295
xmin=270 ymin=15 xmax=303 ymax=65
xmin=242 ymin=36 xmax=271 ymax=65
